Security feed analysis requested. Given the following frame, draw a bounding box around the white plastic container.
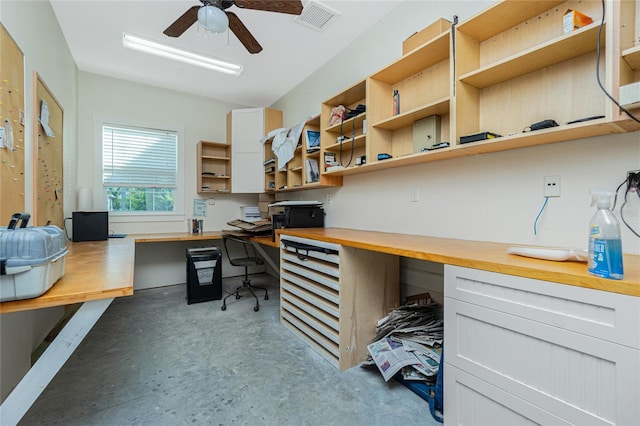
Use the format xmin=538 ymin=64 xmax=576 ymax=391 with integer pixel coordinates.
xmin=0 ymin=225 xmax=68 ymax=301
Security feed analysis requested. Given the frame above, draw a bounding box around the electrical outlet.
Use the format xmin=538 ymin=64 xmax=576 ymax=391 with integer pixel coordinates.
xmin=326 ymin=193 xmax=332 ymax=205
xmin=410 ymin=187 xmax=419 ymax=202
xmin=208 ymin=198 xmax=215 ymax=205
xmin=543 ymin=176 xmax=561 ymax=197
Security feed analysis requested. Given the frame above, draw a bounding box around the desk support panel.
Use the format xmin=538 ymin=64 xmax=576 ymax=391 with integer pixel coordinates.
xmin=0 ymin=298 xmax=114 ymax=425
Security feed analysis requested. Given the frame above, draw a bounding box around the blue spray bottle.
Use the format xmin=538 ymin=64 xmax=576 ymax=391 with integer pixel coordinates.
xmin=588 ymin=190 xmax=624 ymax=279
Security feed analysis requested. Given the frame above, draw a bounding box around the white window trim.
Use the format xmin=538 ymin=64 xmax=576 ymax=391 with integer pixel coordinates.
xmin=93 ymin=116 xmax=185 ymax=223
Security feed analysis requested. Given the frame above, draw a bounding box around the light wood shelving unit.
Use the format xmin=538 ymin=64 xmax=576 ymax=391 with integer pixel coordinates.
xmin=264 ymin=113 xmax=342 ymax=193
xmin=317 ymin=0 xmax=640 ymax=179
xmin=197 ymin=141 xmax=231 ymax=194
xmin=618 ymin=0 xmax=640 ymax=124
xmin=320 ymin=80 xmax=368 ymax=174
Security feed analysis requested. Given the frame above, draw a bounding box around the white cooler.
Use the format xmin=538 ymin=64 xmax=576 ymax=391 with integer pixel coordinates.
xmin=0 ymin=223 xmax=68 ymax=302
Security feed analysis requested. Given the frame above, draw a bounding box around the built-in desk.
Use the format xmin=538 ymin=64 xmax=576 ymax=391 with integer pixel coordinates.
xmin=0 ymin=238 xmax=135 ymax=315
xmin=129 ymin=232 xmax=279 ymax=274
xmin=276 ymin=227 xmax=640 ymax=295
xmin=0 ymin=238 xmax=135 ymax=425
xmin=276 ymin=227 xmax=640 ymax=425
xmin=129 ymin=231 xmax=279 ymax=248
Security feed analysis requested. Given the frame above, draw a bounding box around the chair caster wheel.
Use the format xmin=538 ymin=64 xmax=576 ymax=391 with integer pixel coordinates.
xmin=254 ymin=306 xmax=259 ymax=312
xmin=264 ymin=295 xmax=269 ymax=301
xmin=221 ymin=305 xmax=226 ymax=311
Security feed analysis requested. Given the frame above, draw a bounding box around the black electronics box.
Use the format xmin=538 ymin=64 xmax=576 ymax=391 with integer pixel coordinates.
xmin=72 ymin=211 xmax=108 ymax=242
xmin=459 ymin=131 xmax=501 ymax=144
xmin=271 ymin=206 xmax=324 ymax=241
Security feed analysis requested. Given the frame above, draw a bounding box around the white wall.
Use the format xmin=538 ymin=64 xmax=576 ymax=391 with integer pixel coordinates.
xmin=77 ymin=72 xmax=271 ymax=287
xmin=0 ymin=0 xmax=76 ymax=402
xmin=272 ymin=0 xmax=640 ymax=256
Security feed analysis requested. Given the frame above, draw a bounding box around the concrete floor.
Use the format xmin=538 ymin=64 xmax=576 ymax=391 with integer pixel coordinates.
xmin=21 ymin=274 xmax=439 ymax=425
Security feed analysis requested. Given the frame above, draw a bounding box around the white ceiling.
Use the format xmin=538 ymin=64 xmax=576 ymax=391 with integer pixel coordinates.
xmin=50 ymin=0 xmax=403 ymax=107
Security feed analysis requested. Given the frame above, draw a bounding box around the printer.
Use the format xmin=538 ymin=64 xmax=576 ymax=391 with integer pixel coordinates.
xmin=269 ymin=201 xmax=324 ymax=241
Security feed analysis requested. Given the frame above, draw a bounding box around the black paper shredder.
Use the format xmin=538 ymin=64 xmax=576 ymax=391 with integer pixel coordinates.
xmin=186 ymin=247 xmax=222 ymax=304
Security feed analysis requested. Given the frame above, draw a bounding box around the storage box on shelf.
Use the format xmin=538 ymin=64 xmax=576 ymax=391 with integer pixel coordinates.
xmin=402 ymin=17 xmax=451 ymax=55
xmin=197 ymin=141 xmax=231 ymax=194
xmin=454 ymin=0 xmax=625 ymax=153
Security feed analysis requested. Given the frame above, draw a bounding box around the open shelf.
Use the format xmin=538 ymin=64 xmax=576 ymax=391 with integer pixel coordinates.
xmin=197 ymin=141 xmax=231 ymax=194
xmin=372 ymin=98 xmax=450 ymax=130
xmin=622 ymin=45 xmax=640 ymax=70
xmin=459 ymin=23 xmax=605 ymax=89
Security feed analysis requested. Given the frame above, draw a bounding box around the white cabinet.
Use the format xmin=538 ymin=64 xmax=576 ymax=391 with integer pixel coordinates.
xmin=279 ymin=235 xmax=399 ymax=370
xmin=227 ymin=107 xmax=282 ymax=193
xmin=444 ymin=265 xmax=640 ymax=426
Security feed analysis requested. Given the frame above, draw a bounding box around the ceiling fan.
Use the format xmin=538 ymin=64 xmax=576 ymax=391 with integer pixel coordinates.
xmin=163 ymin=0 xmax=304 ymax=54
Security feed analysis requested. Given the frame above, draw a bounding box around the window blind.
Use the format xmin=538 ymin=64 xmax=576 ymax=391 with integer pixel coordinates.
xmin=102 ymin=124 xmax=177 ymax=187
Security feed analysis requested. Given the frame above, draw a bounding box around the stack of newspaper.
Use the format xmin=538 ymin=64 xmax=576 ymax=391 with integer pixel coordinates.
xmin=364 ymin=294 xmax=443 ymax=383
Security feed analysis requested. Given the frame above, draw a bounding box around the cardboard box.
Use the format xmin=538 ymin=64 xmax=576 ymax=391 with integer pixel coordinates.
xmin=563 ymin=9 xmax=593 ymax=33
xmin=402 ymin=18 xmax=452 ymax=55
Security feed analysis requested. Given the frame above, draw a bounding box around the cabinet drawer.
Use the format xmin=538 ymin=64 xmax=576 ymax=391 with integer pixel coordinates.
xmin=281 ymin=288 xmax=339 ymax=334
xmin=281 ymin=270 xmax=339 ymax=304
xmin=445 ymin=265 xmax=640 ymax=348
xmin=281 ymin=312 xmax=340 ymax=369
xmin=444 ymin=364 xmax=572 ymax=426
xmin=281 ymin=251 xmax=340 ymax=279
xmin=445 ymin=298 xmax=640 ymax=426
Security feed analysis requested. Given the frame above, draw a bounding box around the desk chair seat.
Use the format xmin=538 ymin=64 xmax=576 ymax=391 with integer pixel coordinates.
xmin=221 ymin=235 xmax=269 ymax=312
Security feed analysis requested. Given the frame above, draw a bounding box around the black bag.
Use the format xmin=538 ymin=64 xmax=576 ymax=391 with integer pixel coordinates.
xmin=344 ymin=104 xmax=366 ymax=119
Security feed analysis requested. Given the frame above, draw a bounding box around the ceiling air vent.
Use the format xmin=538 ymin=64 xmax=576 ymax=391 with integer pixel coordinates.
xmin=295 ymin=1 xmax=340 ymax=31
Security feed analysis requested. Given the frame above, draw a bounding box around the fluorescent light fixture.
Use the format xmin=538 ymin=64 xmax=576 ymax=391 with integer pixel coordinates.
xmin=122 ymin=33 xmax=243 ymax=77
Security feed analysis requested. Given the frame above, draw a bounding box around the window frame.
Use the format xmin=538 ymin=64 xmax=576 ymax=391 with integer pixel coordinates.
xmin=93 ymin=117 xmax=185 ymax=223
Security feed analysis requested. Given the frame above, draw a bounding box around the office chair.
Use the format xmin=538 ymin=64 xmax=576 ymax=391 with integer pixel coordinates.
xmin=221 ymin=235 xmax=269 ymax=312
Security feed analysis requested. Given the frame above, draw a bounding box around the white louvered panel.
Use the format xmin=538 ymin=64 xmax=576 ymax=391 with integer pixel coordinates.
xmin=281 ymin=251 xmax=340 ymax=278
xmin=281 ymin=262 xmax=340 ymax=292
xmin=281 ymin=290 xmax=339 ymax=332
xmin=281 ymin=318 xmax=340 ymax=369
xmin=281 ymin=282 xmax=340 ymax=317
xmin=445 ymin=298 xmax=639 ymax=425
xmin=281 ymin=299 xmax=339 ymax=344
xmin=280 ymin=269 xmax=339 ymax=303
xmin=445 ymin=364 xmax=573 ymax=426
xmin=445 ymin=265 xmax=640 ymax=348
xmin=281 ymin=244 xmax=340 ymax=265
xmin=281 ymin=311 xmax=340 ymax=358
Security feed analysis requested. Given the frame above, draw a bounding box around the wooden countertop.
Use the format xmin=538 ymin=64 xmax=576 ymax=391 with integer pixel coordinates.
xmin=278 ymin=228 xmax=640 ymax=297
xmin=130 ymin=231 xmax=279 ymax=248
xmin=129 ymin=231 xmax=224 ymax=243
xmin=0 ymin=238 xmax=135 ymax=314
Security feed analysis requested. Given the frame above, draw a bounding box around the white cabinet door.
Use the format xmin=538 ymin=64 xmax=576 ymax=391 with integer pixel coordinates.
xmin=231 ymin=108 xmax=264 ymax=193
xmin=443 ymin=266 xmax=640 ymax=426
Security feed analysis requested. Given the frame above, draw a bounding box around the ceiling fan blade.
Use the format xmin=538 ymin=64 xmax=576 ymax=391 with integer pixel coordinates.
xmin=233 ymin=0 xmax=303 ymax=15
xmin=163 ymin=5 xmax=200 ymax=37
xmin=227 ymin=12 xmax=263 ymax=54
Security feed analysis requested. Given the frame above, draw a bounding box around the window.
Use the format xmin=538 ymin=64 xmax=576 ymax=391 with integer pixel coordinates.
xmin=102 ymin=124 xmax=178 ymax=213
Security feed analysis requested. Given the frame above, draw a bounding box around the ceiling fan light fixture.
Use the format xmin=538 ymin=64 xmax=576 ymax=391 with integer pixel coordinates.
xmin=122 ymin=33 xmax=242 ymax=77
xmin=198 ymin=5 xmax=229 ymax=33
